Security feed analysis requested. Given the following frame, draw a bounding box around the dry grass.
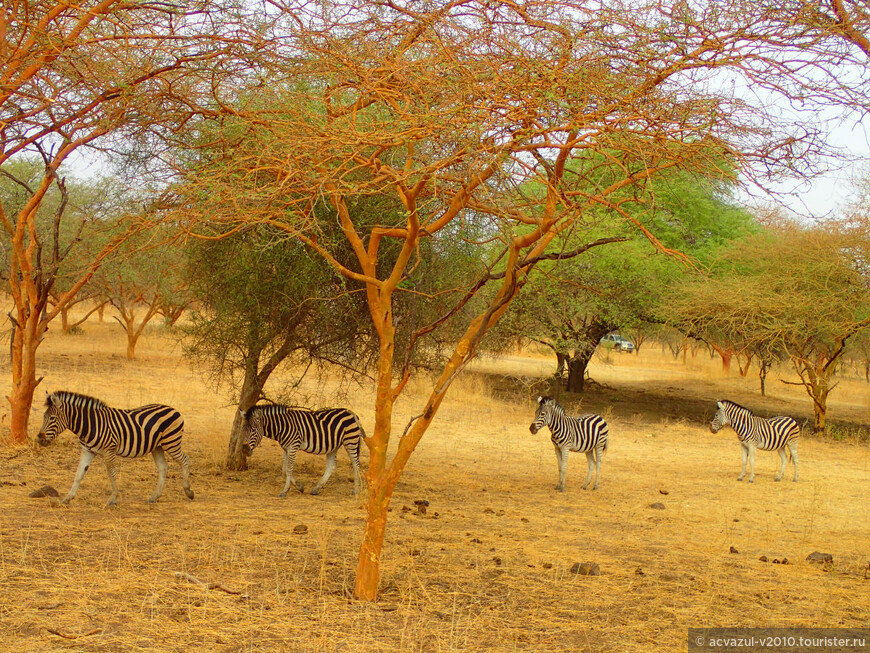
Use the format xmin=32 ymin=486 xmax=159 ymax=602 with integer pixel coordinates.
xmin=0 ymin=317 xmax=868 ymax=652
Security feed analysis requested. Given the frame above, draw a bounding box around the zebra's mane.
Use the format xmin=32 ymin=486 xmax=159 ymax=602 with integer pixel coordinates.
xmin=718 ymin=399 xmax=752 ymax=413
xmin=47 ymin=390 xmax=108 ymax=410
xmin=244 ymin=403 xmax=312 ymax=420
xmin=539 ymin=396 xmax=567 ymax=415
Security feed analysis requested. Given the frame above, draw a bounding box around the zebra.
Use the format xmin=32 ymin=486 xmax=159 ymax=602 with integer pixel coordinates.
xmin=529 ymin=396 xmax=609 ymax=491
xmin=36 ymin=390 xmax=194 ymax=506
xmin=241 ymin=404 xmax=365 ymax=497
xmin=710 ymin=399 xmax=800 ymax=483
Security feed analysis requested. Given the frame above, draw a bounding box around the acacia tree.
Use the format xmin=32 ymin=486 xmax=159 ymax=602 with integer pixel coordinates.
xmin=671 ymin=220 xmax=870 ymax=432
xmin=172 ymin=0 xmax=860 ymax=601
xmin=0 ymin=0 xmax=255 ymax=443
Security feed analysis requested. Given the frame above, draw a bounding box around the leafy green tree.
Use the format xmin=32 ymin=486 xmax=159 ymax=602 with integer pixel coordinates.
xmin=498 ymin=168 xmax=756 ymax=391
xmin=182 ymin=221 xmax=376 ymax=471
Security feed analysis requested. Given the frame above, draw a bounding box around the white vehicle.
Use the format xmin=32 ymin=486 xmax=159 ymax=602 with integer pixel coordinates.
xmin=601 ymin=333 xmax=635 ymax=352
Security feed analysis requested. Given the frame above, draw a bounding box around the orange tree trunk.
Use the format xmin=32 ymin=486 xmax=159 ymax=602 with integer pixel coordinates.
xmin=8 ymin=311 xmax=48 ymax=444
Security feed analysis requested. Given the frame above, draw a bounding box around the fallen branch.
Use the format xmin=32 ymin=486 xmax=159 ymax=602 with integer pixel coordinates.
xmin=44 ymin=628 xmax=102 ymax=639
xmin=173 ymin=571 xmax=243 ymax=595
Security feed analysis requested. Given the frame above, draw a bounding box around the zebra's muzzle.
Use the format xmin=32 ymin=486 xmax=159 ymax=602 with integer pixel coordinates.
xmin=36 ymin=434 xmax=50 ymax=446
xmin=529 ymin=424 xmax=538 ymax=434
xmin=242 ymin=445 xmax=253 ymax=456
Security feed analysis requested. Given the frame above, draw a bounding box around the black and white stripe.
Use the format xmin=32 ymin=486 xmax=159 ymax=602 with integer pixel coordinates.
xmin=529 ymin=396 xmax=609 ymax=491
xmin=37 ymin=390 xmax=194 ymax=505
xmin=711 ymin=399 xmax=800 ymax=482
xmin=241 ymin=404 xmax=365 ymax=496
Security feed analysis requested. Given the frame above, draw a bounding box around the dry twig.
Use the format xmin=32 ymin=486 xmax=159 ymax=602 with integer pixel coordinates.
xmin=44 ymin=628 xmax=102 ymax=639
xmin=174 ymin=571 xmax=243 ymax=595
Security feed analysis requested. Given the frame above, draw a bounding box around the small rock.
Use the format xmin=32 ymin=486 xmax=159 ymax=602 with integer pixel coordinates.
xmin=659 ymin=489 xmax=670 ymax=495
xmin=28 ymin=485 xmax=59 ymax=498
xmin=806 ymin=551 xmax=834 ymax=564
xmin=492 ymin=557 xmax=502 ymax=566
xmin=781 ymin=558 xmax=789 ymax=565
xmin=470 ymin=537 xmax=482 ymax=544
xmin=413 ymin=499 xmax=429 ymax=507
xmin=569 ymin=562 xmax=600 ymax=576
xmin=542 ymin=562 xmax=553 ymax=569
xmin=408 ymin=548 xmax=421 ymax=557
xmin=729 ymin=546 xmax=739 ymax=554
xmin=759 ymin=555 xmax=768 ymax=562
xmin=635 ymin=567 xmax=646 ymax=576
xmin=649 ymin=502 xmax=666 ymax=510
xmin=292 ymin=524 xmax=308 ymax=535
xmin=483 ymin=507 xmax=495 ymax=514
xmin=520 ymin=517 xmax=529 ymax=523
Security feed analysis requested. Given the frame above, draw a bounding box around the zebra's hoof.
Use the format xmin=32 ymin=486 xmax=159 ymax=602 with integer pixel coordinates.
xmin=61 ymin=498 xmax=71 ymax=506
xmin=747 ymin=479 xmax=754 ymax=484
xmin=278 ymin=492 xmax=287 ymax=498
xmin=185 ymin=489 xmax=194 ymax=500
xmin=310 ymin=489 xmax=320 ymax=496
xmin=148 ymin=497 xmax=159 ymax=504
xmin=736 ymin=477 xmax=743 ymax=482
xmin=774 ymin=477 xmax=782 ymax=482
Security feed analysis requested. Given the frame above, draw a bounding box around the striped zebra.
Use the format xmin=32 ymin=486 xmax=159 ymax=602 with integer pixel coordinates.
xmin=710 ymin=399 xmax=800 ymax=483
xmin=37 ymin=391 xmax=194 ymax=506
xmin=241 ymin=404 xmax=365 ymax=497
xmin=529 ymin=396 xmax=609 ymax=491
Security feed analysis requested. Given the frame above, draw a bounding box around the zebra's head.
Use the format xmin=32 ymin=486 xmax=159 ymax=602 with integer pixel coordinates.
xmin=710 ymin=400 xmax=732 ymax=433
xmin=530 ymin=396 xmax=557 ymax=434
xmin=37 ymin=392 xmax=67 ymax=446
xmin=240 ymin=407 xmax=266 ymax=456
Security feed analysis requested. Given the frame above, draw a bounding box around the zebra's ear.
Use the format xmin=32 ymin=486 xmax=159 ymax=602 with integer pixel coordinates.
xmin=716 ymin=401 xmax=724 ymax=409
xmin=44 ymin=391 xmax=53 ymax=407
xmin=536 ymin=396 xmax=542 ymax=403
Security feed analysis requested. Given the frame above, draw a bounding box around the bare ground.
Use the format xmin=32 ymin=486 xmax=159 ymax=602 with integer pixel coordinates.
xmin=0 ymin=321 xmax=868 ymax=652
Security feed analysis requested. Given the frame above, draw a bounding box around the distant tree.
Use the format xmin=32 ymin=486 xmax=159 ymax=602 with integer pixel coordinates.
xmin=671 ymin=219 xmax=870 ymax=432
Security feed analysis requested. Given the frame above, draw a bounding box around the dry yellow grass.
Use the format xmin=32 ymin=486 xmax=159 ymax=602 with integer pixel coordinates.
xmin=0 ymin=317 xmax=868 ymax=652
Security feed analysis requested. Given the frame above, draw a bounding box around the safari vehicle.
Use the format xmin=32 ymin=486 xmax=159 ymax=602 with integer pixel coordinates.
xmin=601 ymin=333 xmax=635 ymax=352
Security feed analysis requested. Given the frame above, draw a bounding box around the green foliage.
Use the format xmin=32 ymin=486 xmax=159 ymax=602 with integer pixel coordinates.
xmin=181 ymin=222 xmax=373 ymax=398
xmin=495 ymin=164 xmax=756 ymax=362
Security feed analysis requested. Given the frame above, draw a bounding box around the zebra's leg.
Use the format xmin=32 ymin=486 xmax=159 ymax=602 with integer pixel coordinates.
xmin=311 ymin=452 xmax=337 ymax=495
xmin=775 ymin=448 xmax=787 ymax=482
xmin=62 ymin=447 xmax=96 ymax=505
xmin=737 ymin=444 xmax=748 ymax=481
xmin=553 ymin=444 xmax=567 ymax=491
xmin=747 ymin=444 xmax=756 ymax=483
xmin=580 ymin=451 xmax=595 ymax=490
xmin=165 ymin=446 xmax=195 ymax=500
xmin=169 ymin=447 xmax=194 ymax=501
xmin=280 ymin=447 xmax=303 ymax=497
xmin=592 ymin=446 xmax=603 ymax=490
xmin=150 ymin=447 xmax=168 ymax=503
xmin=346 ymin=445 xmax=363 ymax=496
xmin=789 ymin=442 xmax=799 ymax=482
xmin=103 ymin=451 xmax=120 ymax=506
